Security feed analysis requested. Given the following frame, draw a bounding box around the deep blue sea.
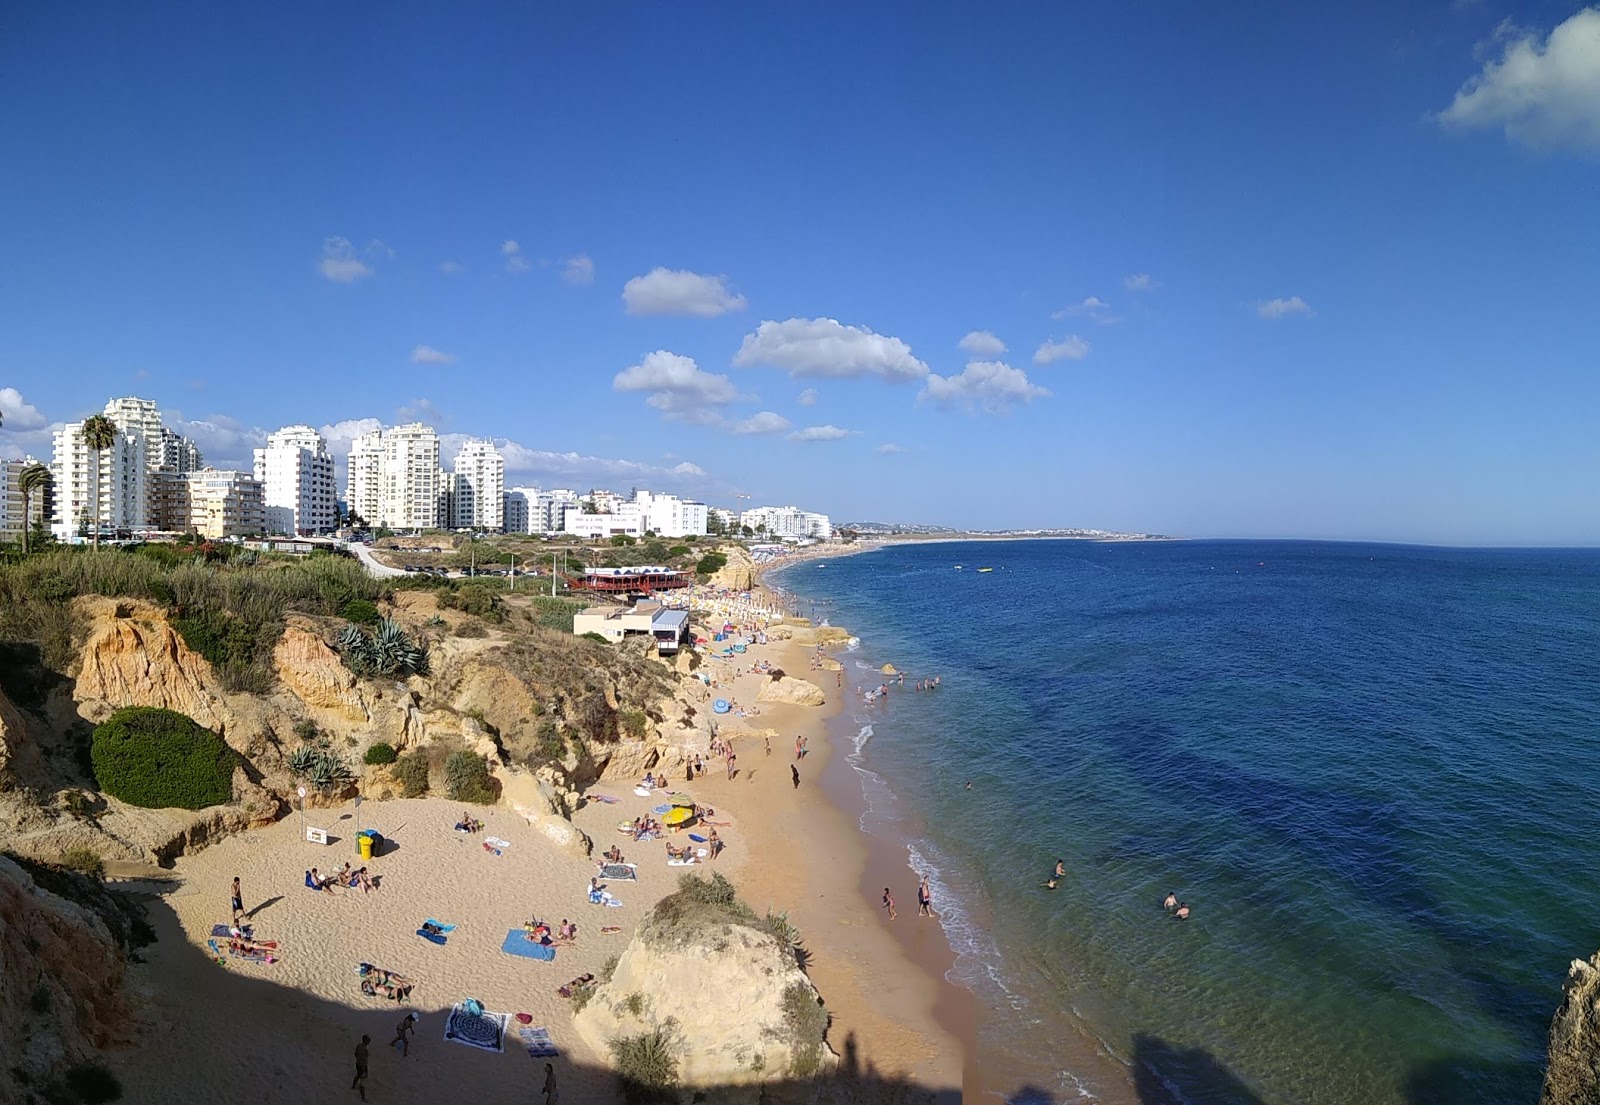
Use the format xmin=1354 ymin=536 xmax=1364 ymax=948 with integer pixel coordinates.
xmin=771 ymin=540 xmax=1600 ymax=1105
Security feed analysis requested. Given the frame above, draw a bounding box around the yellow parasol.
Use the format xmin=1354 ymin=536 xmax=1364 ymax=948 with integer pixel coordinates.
xmin=663 ymin=807 xmax=694 ymax=826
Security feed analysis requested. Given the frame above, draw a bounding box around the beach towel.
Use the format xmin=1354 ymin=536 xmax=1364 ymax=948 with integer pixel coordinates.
xmin=667 ymin=858 xmax=698 ymax=866
xmin=417 ymin=929 xmax=447 ymax=945
xmin=587 ymin=793 xmax=620 ymax=804
xmin=209 ymin=939 xmax=274 ymax=964
xmin=687 ymin=833 xmax=707 ymax=843
xmin=632 ymin=787 xmax=652 ymax=797
xmin=444 ymin=1002 xmax=508 ymax=1053
xmin=518 ymin=1026 xmax=559 ymax=1058
xmin=484 ymin=836 xmax=511 ymax=849
xmin=599 ymin=864 xmax=637 ymax=881
xmin=501 ymin=930 xmax=557 ymax=961
xmin=424 ymin=919 xmax=456 ymax=933
xmin=211 ymin=924 xmax=253 ymax=938
xmin=651 ymin=804 xmax=671 ymax=815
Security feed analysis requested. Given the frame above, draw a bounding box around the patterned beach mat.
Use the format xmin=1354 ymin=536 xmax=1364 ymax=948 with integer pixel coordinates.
xmin=444 ymin=1003 xmax=509 ymax=1053
xmin=519 ymin=1025 xmax=559 ymax=1058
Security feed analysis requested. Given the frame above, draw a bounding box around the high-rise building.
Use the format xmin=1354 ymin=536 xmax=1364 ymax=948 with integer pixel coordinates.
xmin=171 ymin=469 xmax=266 ymax=538
xmin=632 ymin=489 xmax=709 ymax=538
xmin=1 ymin=458 xmax=51 ymax=544
xmin=51 ymin=420 xmax=147 ymax=538
xmin=346 ymin=422 xmax=441 ymax=531
xmin=452 ymin=439 xmax=505 ymax=531
xmin=253 ymin=425 xmax=337 ymax=535
xmin=737 ymin=505 xmax=832 ymax=540
xmin=159 ymin=427 xmax=205 ymax=474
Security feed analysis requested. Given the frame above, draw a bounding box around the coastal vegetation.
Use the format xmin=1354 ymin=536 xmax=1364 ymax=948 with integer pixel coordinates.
xmin=90 ymin=707 xmax=236 ymax=810
xmin=443 ymin=749 xmax=495 ymax=804
xmin=334 ymin=617 xmax=431 ymax=679
xmin=611 ymin=1022 xmax=680 ymax=1104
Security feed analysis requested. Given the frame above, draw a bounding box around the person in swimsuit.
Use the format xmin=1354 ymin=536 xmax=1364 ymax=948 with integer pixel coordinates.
xmin=231 ymin=876 xmax=245 ymax=923
xmin=390 ymin=1012 xmax=416 ymax=1058
xmin=1054 ymin=860 xmax=1065 ymax=879
xmin=1175 ymin=902 xmax=1191 ymax=921
xmin=882 ymin=887 xmax=897 ymax=921
xmin=1044 ymin=877 xmax=1059 ymax=890
xmin=352 ymin=1035 xmax=371 ymax=1100
xmin=1163 ymin=891 xmax=1178 ymax=911
xmin=918 ymin=875 xmax=932 ymax=917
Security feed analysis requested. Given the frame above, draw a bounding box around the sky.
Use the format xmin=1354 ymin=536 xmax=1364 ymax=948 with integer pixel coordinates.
xmin=2 ymin=2 xmax=1598 ymax=544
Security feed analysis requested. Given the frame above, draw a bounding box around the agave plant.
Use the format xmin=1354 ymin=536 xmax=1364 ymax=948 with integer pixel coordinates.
xmin=288 ymin=746 xmax=319 ymax=775
xmin=308 ymin=751 xmax=355 ymax=789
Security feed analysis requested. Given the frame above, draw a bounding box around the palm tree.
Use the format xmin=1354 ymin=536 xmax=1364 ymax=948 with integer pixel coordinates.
xmin=80 ymin=414 xmax=118 ymax=550
xmin=18 ymin=462 xmax=50 ymax=555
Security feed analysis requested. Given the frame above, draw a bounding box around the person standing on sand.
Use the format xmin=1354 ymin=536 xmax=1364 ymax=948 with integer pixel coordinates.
xmin=390 ymin=1012 xmax=416 ymax=1057
xmin=543 ymin=1062 xmax=559 ymax=1105
xmin=918 ymin=875 xmax=932 ymax=917
xmin=231 ymin=876 xmax=245 ymax=924
xmin=795 ymin=735 xmax=802 ymax=760
xmin=882 ymin=887 xmax=897 ymax=921
xmin=765 ymin=737 xmax=771 ymax=756
xmin=791 ymin=764 xmax=800 ymax=789
xmin=352 ymin=1034 xmax=371 ymax=1099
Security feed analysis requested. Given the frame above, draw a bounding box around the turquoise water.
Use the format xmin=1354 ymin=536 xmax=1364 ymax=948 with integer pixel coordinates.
xmin=773 ymin=540 xmax=1600 ymax=1105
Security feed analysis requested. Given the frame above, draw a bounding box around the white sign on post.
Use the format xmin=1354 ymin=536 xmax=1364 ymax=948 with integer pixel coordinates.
xmin=305 ymin=827 xmax=329 ymax=845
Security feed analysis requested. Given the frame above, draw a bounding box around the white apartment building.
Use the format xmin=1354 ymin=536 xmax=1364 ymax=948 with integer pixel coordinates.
xmin=710 ymin=507 xmax=736 ymax=531
xmin=172 ymin=469 xmax=266 ymax=539
xmin=738 ymin=504 xmax=832 ymax=540
xmin=452 ymin=439 xmax=505 ymax=531
xmin=1 ymin=458 xmax=50 ymax=544
xmin=159 ymin=428 xmax=205 ymax=474
xmin=253 ymin=425 xmax=337 ymax=536
xmin=633 ymin=489 xmax=709 ymax=538
xmin=51 ymin=420 xmax=148 ymax=538
xmin=503 ymin=489 xmax=530 ymax=534
xmin=505 ymin=486 xmax=578 ymax=534
xmin=564 ymin=501 xmax=645 ymax=539
xmin=346 ymin=422 xmax=442 ymax=531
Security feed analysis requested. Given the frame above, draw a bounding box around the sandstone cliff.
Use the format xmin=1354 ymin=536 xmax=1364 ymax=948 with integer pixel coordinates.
xmin=1543 ymin=950 xmax=1600 ymax=1105
xmin=757 ymin=675 xmax=826 ymax=707
xmin=707 ymin=544 xmax=756 ymax=592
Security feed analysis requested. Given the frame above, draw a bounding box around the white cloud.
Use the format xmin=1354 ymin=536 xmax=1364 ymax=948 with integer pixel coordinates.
xmin=1438 ymin=9 xmax=1600 ymax=149
xmin=1124 ymin=273 xmax=1159 ymax=292
xmin=366 ymin=239 xmax=395 ymax=260
xmin=411 ymin=345 xmax=457 ymax=365
xmin=622 ymin=268 xmax=747 ymax=317
xmin=395 ymin=398 xmax=447 ymax=424
xmin=1256 ymin=296 xmax=1315 ymax=319
xmin=796 ymin=387 xmax=819 ymax=407
xmin=788 ymin=424 xmax=853 ymax=442
xmin=1033 ymin=335 xmax=1091 ymax=365
xmin=503 ymin=240 xmax=530 ymax=273
xmin=613 ymin=350 xmax=740 ymax=415
xmin=439 ymin=260 xmax=464 ymax=275
xmin=1051 ymin=296 xmax=1117 ymax=323
xmin=728 ymin=411 xmax=792 ymax=436
xmin=318 ymin=237 xmax=374 ymax=283
xmin=165 ymin=412 xmax=269 ymax=469
xmin=562 ymin=254 xmax=596 ymax=286
xmin=0 ymin=387 xmax=47 ymax=431
xmin=921 ymin=361 xmax=1052 ymax=414
xmin=875 ymin=443 xmax=907 ymax=455
xmin=958 ymin=330 xmax=1007 ymax=357
xmin=734 ymin=318 xmax=929 ymax=382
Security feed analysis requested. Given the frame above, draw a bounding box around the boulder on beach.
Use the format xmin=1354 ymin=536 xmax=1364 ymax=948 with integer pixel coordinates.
xmin=757 ymin=676 xmax=826 ymax=707
xmin=880 ymin=663 xmax=898 ymax=675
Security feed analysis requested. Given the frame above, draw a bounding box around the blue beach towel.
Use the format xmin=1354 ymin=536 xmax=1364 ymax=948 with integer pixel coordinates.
xmin=424 ymin=919 xmax=457 ymax=933
xmin=500 ymin=930 xmax=557 ymax=961
xmin=417 ymin=929 xmax=447 ymax=945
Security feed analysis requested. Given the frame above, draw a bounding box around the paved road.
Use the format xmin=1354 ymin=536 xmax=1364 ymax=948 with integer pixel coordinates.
xmin=346 ymin=541 xmax=408 ymax=579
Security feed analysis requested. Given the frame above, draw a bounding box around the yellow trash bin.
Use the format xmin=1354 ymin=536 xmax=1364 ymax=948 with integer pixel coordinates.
xmin=358 ymin=833 xmax=374 ymax=860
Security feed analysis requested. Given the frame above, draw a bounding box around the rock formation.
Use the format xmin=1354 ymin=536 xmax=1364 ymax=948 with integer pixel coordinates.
xmin=73 ymin=598 xmax=228 ymax=731
xmin=1543 ymin=950 xmax=1600 ymax=1105
xmin=757 ymin=675 xmax=826 ymax=707
xmin=706 ymin=544 xmax=756 ymax=592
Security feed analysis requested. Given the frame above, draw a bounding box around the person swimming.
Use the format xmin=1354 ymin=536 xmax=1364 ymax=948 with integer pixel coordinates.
xmin=1054 ymin=859 xmax=1065 ymax=878
xmin=1044 ymin=877 xmax=1059 ymax=890
xmin=1163 ymin=891 xmax=1178 ymax=911
xmin=1175 ymin=902 xmax=1191 ymax=921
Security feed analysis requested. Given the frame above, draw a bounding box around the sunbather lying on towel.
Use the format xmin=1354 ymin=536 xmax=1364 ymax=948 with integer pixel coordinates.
xmin=359 ymin=967 xmax=414 ymax=1001
xmin=523 ymin=920 xmax=553 ymax=945
xmin=556 ymin=973 xmax=596 ymax=999
xmin=229 ymin=936 xmax=278 ymax=955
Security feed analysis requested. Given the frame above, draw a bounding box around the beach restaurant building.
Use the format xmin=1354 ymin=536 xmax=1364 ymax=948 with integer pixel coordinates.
xmin=572 ymin=600 xmax=690 ymax=654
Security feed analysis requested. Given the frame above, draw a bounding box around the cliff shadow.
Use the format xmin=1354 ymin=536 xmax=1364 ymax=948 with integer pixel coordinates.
xmin=79 ymin=884 xmax=971 ymax=1105
xmin=1132 ymin=1034 xmax=1266 ymax=1105
xmin=1401 ymin=1053 xmax=1536 ymax=1105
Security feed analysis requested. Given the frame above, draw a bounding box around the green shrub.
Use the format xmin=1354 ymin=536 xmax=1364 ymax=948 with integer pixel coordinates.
xmin=444 ymin=749 xmax=495 ymax=804
xmin=695 ymin=552 xmax=726 ymax=577
xmin=620 ymin=710 xmax=648 ymax=741
xmin=610 ymin=1024 xmax=678 ymax=1104
xmin=534 ymin=720 xmax=566 ymax=762
xmin=91 ymin=707 xmax=236 ymax=810
xmin=782 ymin=982 xmax=829 ymax=1078
xmin=668 ymin=546 xmax=689 ymax=557
xmin=441 ymin=582 xmax=503 ymax=621
xmin=454 ymin=619 xmax=489 ymax=638
xmin=580 ymin=631 xmax=610 ymax=644
xmin=341 ymin=598 xmax=380 ymax=625
xmin=527 ymin=596 xmax=585 ymax=631
xmin=60 ymin=846 xmax=105 ymax=880
xmin=392 ymin=751 xmax=430 ymax=797
xmin=363 ymin=742 xmax=397 ymax=765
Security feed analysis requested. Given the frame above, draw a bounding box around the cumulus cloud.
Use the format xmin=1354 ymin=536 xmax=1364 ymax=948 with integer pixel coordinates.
xmin=875 ymin=443 xmax=907 ymax=455
xmin=318 ymin=237 xmax=374 ymax=283
xmin=613 ymin=350 xmax=740 ymax=415
xmin=796 ymin=387 xmax=819 ymax=407
xmin=0 ymin=387 xmax=47 ymax=431
xmin=439 ymin=260 xmax=464 ymax=275
xmin=622 ymin=268 xmax=746 ymax=317
xmin=958 ymin=330 xmax=1007 ymax=357
xmin=503 ymin=240 xmax=530 ymax=273
xmin=1052 ymin=296 xmax=1117 ymax=322
xmin=921 ymin=361 xmax=1052 ymax=414
xmin=734 ymin=318 xmax=929 ymax=382
xmin=411 ymin=345 xmax=457 ymax=365
xmin=1124 ymin=273 xmax=1159 ymax=291
xmin=1438 ymin=9 xmax=1600 ymax=149
xmin=1033 ymin=335 xmax=1091 ymax=365
xmin=164 ymin=412 xmax=269 ymax=469
xmin=788 ymin=424 xmax=853 ymax=442
xmin=728 ymin=411 xmax=792 ymax=435
xmin=562 ymin=254 xmax=596 ymax=286
xmin=395 ymin=398 xmax=448 ymax=425
xmin=1256 ymin=296 xmax=1315 ymax=319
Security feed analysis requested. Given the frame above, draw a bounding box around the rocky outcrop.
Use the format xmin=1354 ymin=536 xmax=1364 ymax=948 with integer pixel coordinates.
xmin=73 ymin=598 xmax=227 ymax=731
xmin=707 ymin=544 xmax=756 ymax=592
xmin=0 ymin=856 xmax=135 ymax=1091
xmin=574 ymin=892 xmax=833 ymax=1097
xmin=757 ymin=676 xmax=826 ymax=707
xmin=0 ymin=683 xmax=40 ymax=784
xmin=494 ymin=765 xmax=592 ymax=859
xmin=1543 ymin=950 xmax=1600 ymax=1105
xmin=272 ymin=626 xmax=366 ymax=722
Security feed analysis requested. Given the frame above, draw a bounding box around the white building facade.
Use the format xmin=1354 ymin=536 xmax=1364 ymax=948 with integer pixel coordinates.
xmin=51 ymin=420 xmax=147 ymax=538
xmin=253 ymin=425 xmax=337 ymax=536
xmin=346 ymin=422 xmax=442 ymax=531
xmin=174 ymin=469 xmax=267 ymax=539
xmin=633 ymin=490 xmax=709 ymax=538
xmin=452 ymin=439 xmax=505 ymax=531
xmin=738 ymin=505 xmax=832 ymax=540
xmin=1 ymin=459 xmax=50 ymax=544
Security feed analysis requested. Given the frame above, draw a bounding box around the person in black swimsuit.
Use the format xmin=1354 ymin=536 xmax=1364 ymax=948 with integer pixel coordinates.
xmin=231 ymin=876 xmax=244 ymax=923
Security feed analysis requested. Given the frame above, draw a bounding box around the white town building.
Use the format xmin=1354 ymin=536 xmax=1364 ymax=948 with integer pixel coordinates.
xmin=451 ymin=439 xmax=505 ymax=532
xmin=738 ymin=505 xmax=832 ymax=540
xmin=1 ymin=458 xmax=50 ymax=544
xmin=170 ymin=469 xmax=267 ymax=539
xmin=564 ymin=501 xmax=645 ymax=539
xmin=51 ymin=396 xmax=204 ymax=538
xmin=346 ymin=422 xmax=442 ymax=531
xmin=633 ymin=489 xmax=708 ymax=538
xmin=253 ymin=425 xmax=338 ymax=536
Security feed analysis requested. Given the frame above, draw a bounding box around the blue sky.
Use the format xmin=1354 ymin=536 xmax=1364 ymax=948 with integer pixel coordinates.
xmin=2 ymin=2 xmax=1598 ymax=543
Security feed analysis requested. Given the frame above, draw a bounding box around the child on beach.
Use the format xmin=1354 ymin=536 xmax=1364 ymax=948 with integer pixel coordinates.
xmin=882 ymin=887 xmax=897 ymax=921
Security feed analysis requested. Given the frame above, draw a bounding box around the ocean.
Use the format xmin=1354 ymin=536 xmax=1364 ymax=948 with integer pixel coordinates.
xmin=770 ymin=539 xmax=1600 ymax=1105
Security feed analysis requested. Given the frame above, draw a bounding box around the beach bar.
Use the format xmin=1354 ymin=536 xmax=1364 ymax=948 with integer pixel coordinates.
xmin=573 ymin=601 xmax=690 ymax=654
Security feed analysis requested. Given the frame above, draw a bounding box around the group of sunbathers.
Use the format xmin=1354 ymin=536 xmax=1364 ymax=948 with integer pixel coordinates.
xmin=305 ymin=864 xmax=378 ymax=894
xmin=628 ymin=816 xmax=662 ymax=841
xmin=358 ymin=964 xmax=414 ymax=1002
xmin=522 ymin=918 xmax=578 ymax=946
xmin=453 ymin=811 xmax=484 ymax=833
xmin=665 ymin=841 xmax=699 ymax=863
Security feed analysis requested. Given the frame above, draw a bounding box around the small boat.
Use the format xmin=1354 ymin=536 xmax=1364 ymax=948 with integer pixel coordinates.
xmin=953 ymin=565 xmax=963 ymax=570
xmin=977 ymin=567 xmax=995 ymax=573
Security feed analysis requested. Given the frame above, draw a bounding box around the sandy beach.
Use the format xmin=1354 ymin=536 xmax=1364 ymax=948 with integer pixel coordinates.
xmin=107 ymin=563 xmax=965 ymax=1103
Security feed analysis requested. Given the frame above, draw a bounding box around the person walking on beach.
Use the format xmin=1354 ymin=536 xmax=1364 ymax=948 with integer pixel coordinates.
xmin=795 ymin=735 xmax=803 ymax=760
xmin=352 ymin=1034 xmax=371 ymax=1100
xmin=727 ymin=752 xmax=737 ymax=781
xmin=918 ymin=875 xmax=933 ymax=917
xmin=882 ymin=887 xmax=897 ymax=921
xmin=543 ymin=1062 xmax=559 ymax=1105
xmin=1162 ymin=891 xmax=1178 ymax=911
xmin=390 ymin=1012 xmax=416 ymax=1058
xmin=231 ymin=876 xmax=245 ymax=924
xmin=791 ymin=764 xmax=800 ymax=789
xmin=765 ymin=736 xmax=771 ymax=757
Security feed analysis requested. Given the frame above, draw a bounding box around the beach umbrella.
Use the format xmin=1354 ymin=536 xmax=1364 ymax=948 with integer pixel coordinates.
xmin=668 ymin=793 xmax=695 ymax=807
xmin=713 ymin=698 xmax=731 ymax=714
xmin=663 ymin=807 xmax=693 ymax=826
